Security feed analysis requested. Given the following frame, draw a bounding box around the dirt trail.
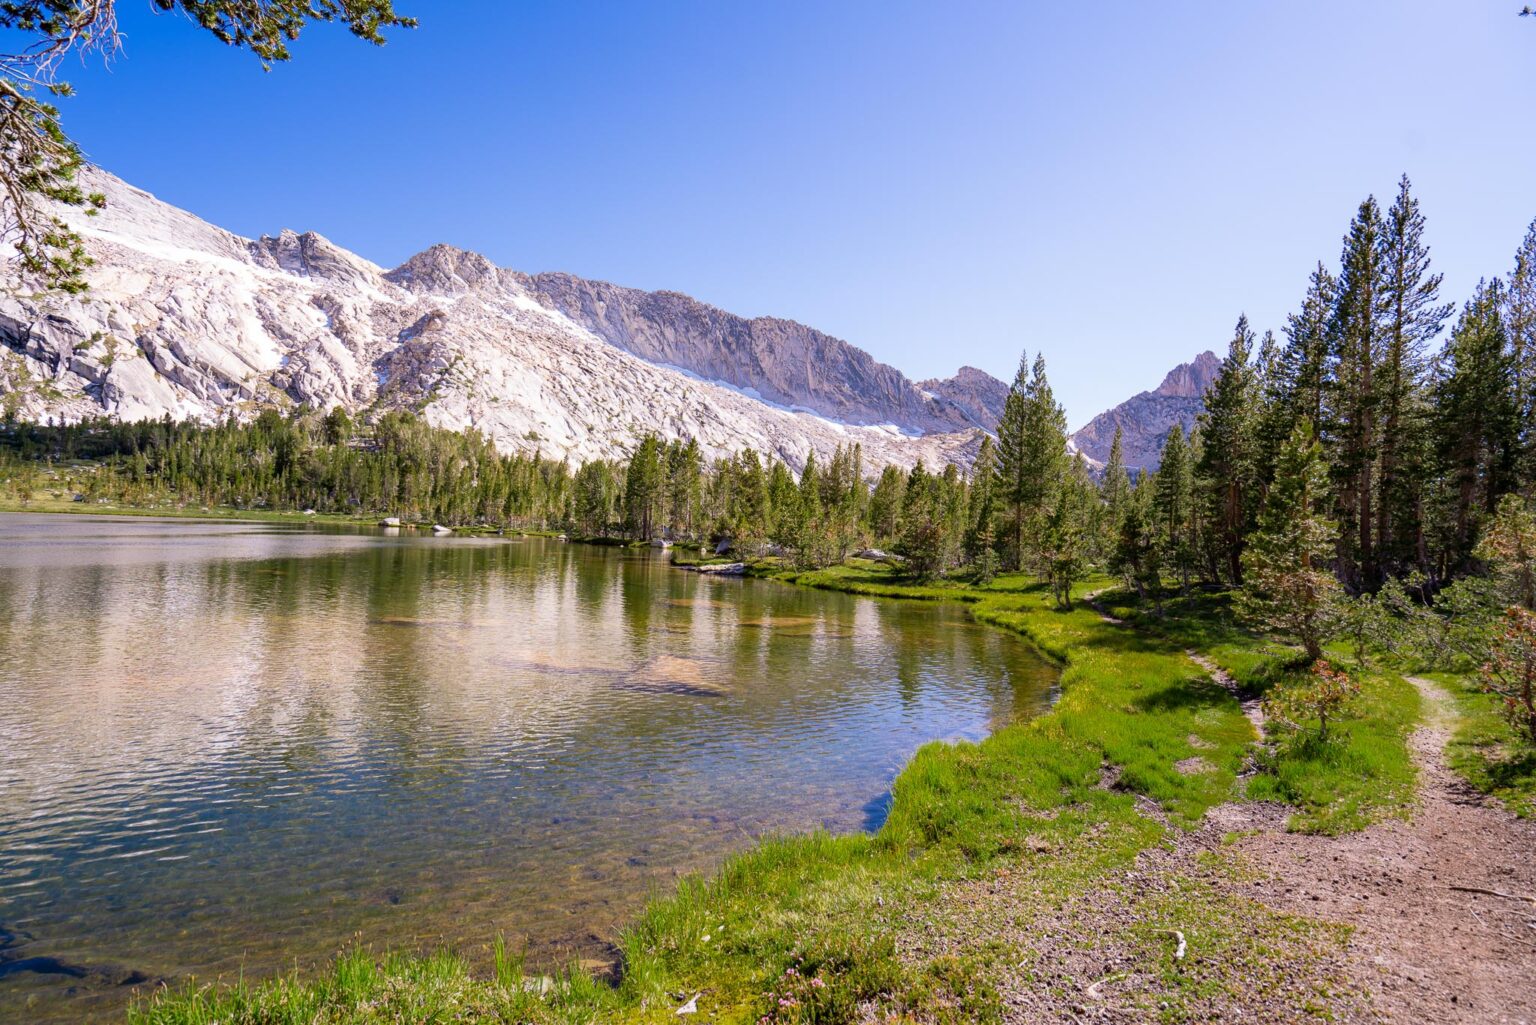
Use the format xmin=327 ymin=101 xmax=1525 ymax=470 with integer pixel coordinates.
xmin=1001 ymin=596 xmax=1536 ymax=1021
xmin=982 ymin=605 xmax=1536 ymax=1022
xmin=1231 ymin=675 xmax=1536 ymax=1024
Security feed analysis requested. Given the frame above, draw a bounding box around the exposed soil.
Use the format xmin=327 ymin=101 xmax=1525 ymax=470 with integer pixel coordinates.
xmin=989 ymin=797 xmax=1375 ymax=1024
xmin=1230 ymin=676 xmax=1536 ymax=1025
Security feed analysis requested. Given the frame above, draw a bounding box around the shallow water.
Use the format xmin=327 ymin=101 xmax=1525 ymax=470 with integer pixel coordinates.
xmin=0 ymin=514 xmax=1057 ymax=1022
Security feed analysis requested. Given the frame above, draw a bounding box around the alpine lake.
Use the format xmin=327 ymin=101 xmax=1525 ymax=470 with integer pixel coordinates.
xmin=0 ymin=513 xmax=1058 ymax=1023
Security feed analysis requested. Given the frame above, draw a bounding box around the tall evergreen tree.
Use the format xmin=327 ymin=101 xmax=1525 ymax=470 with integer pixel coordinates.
xmin=1281 ymin=263 xmax=1337 ymax=433
xmin=623 ymin=434 xmax=663 ymax=539
xmin=1250 ymin=328 xmax=1287 ymax=498
xmin=1110 ymin=476 xmax=1161 ymax=606
xmin=1196 ymin=315 xmax=1258 ymax=583
xmin=1154 ymin=424 xmax=1197 ymax=591
xmin=1505 ymin=219 xmax=1536 ymax=490
xmin=1327 ymin=196 xmax=1388 ymax=590
xmin=733 ymin=448 xmax=771 ymax=548
xmin=1431 ymin=279 xmax=1519 ymax=576
xmin=1014 ymin=355 xmax=1070 ymax=575
xmin=1102 ymin=425 xmax=1130 ymax=523
xmin=994 ymin=351 xmax=1033 ymax=569
xmin=868 ymin=464 xmax=907 ymax=546
xmin=768 ymin=460 xmax=801 ymax=548
xmin=1240 ymin=420 xmax=1342 ymax=661
xmin=1375 ymin=175 xmax=1451 ymax=578
xmin=666 ymin=437 xmax=703 ymax=538
xmin=965 ymin=435 xmax=1000 ymax=564
xmin=1042 ymin=454 xmax=1093 ymax=608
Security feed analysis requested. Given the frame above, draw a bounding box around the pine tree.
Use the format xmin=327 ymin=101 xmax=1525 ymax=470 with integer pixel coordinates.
xmin=1101 ymin=425 xmax=1130 ymax=532
xmin=733 ymin=448 xmax=771 ymax=550
xmin=1327 ymin=196 xmax=1387 ymax=591
xmin=1280 ymin=263 xmax=1338 ymax=434
xmin=867 ymin=464 xmax=906 ymax=546
xmin=623 ymin=434 xmax=663 ymax=539
xmin=1250 ymin=328 xmax=1287 ymax=501
xmin=1154 ymin=424 xmax=1196 ymax=591
xmin=1196 ymin=315 xmax=1258 ymax=584
xmin=767 ymin=460 xmax=801 ymax=548
xmin=792 ymin=450 xmax=834 ymax=568
xmin=994 ymin=351 xmax=1032 ymax=569
xmin=1431 ymin=280 xmax=1519 ymax=576
xmin=1375 ymin=175 xmax=1451 ymax=578
xmin=1012 ymin=355 xmax=1070 ymax=575
xmin=1110 ymin=476 xmax=1161 ymax=608
xmin=898 ymin=460 xmax=945 ymax=578
xmin=1505 ymin=219 xmax=1536 ymax=489
xmin=1241 ymin=420 xmax=1342 ymax=661
xmin=1042 ymin=454 xmax=1093 ymax=607
xmin=965 ymin=435 xmax=1000 ymax=566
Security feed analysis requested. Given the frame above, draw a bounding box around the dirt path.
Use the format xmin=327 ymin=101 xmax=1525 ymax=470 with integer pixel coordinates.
xmin=1230 ymin=675 xmax=1536 ymax=1024
xmin=982 ymin=596 xmax=1536 ymax=1021
xmin=965 ymin=625 xmax=1536 ymax=1023
xmin=1185 ymin=650 xmax=1266 ymax=734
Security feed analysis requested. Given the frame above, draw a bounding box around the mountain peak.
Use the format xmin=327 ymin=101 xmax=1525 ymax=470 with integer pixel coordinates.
xmin=918 ymin=367 xmax=1009 ymax=431
xmin=3 ymin=163 xmax=990 ymax=472
xmin=1070 ymin=351 xmax=1220 ymax=470
xmin=386 ymin=244 xmax=501 ymax=295
xmin=1153 ymin=350 xmax=1221 ymax=398
xmin=249 ymin=229 xmax=379 ymax=285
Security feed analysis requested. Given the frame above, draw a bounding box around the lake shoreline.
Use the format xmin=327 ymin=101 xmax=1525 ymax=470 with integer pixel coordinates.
xmin=119 ymin=552 xmax=1279 ymax=1023
xmin=1 ymin=513 xmax=1062 ymax=1024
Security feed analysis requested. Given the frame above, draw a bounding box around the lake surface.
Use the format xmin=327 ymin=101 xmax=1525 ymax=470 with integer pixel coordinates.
xmin=0 ymin=513 xmax=1057 ymax=1023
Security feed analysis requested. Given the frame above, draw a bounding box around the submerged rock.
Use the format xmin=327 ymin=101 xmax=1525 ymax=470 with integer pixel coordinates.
xmin=685 ymin=562 xmax=745 ymax=576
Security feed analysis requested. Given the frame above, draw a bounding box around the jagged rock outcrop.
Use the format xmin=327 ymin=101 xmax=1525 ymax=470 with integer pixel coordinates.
xmin=516 ymin=272 xmax=1005 ymax=434
xmin=1070 ymin=351 xmax=1220 ymax=470
xmin=918 ymin=366 xmax=1010 ymax=431
xmin=0 ymin=168 xmax=991 ymax=471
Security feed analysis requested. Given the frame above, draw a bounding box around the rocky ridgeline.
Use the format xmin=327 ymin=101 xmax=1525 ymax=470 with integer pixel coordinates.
xmin=0 ymin=168 xmax=992 ymax=471
xmin=516 ymin=272 xmax=1002 ymax=435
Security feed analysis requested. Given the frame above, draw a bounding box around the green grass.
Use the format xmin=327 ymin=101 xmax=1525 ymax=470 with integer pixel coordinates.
xmin=1246 ymin=668 xmax=1420 ymax=834
xmin=756 ymin=559 xmax=986 ymax=601
xmin=668 ymin=547 xmax=740 ymax=567
xmin=1097 ymin=588 xmax=1422 ymax=835
xmin=1428 ymin=670 xmax=1536 ymax=818
xmin=133 ymin=569 xmax=1267 ymax=1024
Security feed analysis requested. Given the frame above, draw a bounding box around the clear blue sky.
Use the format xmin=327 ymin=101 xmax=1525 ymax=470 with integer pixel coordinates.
xmin=49 ymin=1 xmax=1536 ymax=429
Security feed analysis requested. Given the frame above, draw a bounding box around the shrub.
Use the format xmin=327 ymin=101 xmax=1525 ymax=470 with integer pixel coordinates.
xmin=1482 ymin=606 xmax=1536 ymax=744
xmin=1266 ymin=659 xmax=1361 ymax=742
